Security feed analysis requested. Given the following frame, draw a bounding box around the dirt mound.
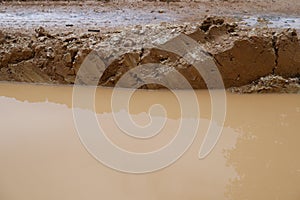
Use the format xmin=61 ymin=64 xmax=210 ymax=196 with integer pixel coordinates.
xmin=0 ymin=17 xmax=300 ymax=92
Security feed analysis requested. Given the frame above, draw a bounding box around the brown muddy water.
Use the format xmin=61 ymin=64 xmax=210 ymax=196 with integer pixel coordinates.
xmin=0 ymin=83 xmax=300 ymax=200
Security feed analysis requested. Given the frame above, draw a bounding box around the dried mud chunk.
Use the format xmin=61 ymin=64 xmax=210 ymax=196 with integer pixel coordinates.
xmin=214 ymin=36 xmax=276 ymax=87
xmin=275 ymin=29 xmax=300 ymax=77
xmin=68 ymin=46 xmax=79 ymax=60
xmin=3 ymin=46 xmax=34 ymax=65
xmin=5 ymin=60 xmax=52 ymax=83
xmin=34 ymin=44 xmax=47 ymax=57
xmin=225 ymin=23 xmax=238 ymax=33
xmin=55 ymin=64 xmax=75 ymax=79
xmin=100 ymin=52 xmax=140 ymax=86
xmin=187 ymin=28 xmax=207 ymax=43
xmin=63 ymin=53 xmax=72 ymax=66
xmin=200 ymin=17 xmax=225 ymax=32
xmin=207 ymin=24 xmax=229 ymax=40
xmin=73 ymin=48 xmax=93 ymax=73
xmin=140 ymin=48 xmax=179 ymax=65
xmin=46 ymin=47 xmax=55 ymax=59
xmin=35 ymin=27 xmax=53 ymax=38
xmin=63 ymin=34 xmax=79 ymax=43
xmin=229 ymin=75 xmax=300 ymax=93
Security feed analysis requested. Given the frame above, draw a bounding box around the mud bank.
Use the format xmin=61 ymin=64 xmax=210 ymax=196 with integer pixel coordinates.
xmin=0 ymin=17 xmax=300 ymax=92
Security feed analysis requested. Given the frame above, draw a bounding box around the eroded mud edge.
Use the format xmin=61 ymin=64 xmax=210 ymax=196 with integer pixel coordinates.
xmin=0 ymin=17 xmax=299 ymax=93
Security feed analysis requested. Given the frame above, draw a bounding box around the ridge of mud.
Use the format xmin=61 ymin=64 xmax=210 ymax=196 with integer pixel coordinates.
xmin=0 ymin=17 xmax=300 ymax=92
xmin=229 ymin=75 xmax=300 ymax=93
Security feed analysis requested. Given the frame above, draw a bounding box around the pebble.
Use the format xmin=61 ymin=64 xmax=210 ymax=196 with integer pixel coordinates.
xmin=38 ymin=36 xmax=47 ymax=42
xmin=110 ymin=36 xmax=121 ymax=45
xmin=63 ymin=53 xmax=72 ymax=64
xmin=35 ymin=26 xmax=51 ymax=38
xmin=123 ymin=39 xmax=135 ymax=47
xmin=46 ymin=47 xmax=55 ymax=59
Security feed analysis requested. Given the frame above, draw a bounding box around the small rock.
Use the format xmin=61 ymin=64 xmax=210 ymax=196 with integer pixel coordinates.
xmin=110 ymin=36 xmax=121 ymax=45
xmin=63 ymin=53 xmax=72 ymax=64
xmin=35 ymin=26 xmax=52 ymax=38
xmin=97 ymin=42 xmax=109 ymax=48
xmin=131 ymin=28 xmax=140 ymax=34
xmin=131 ymin=25 xmax=142 ymax=34
xmin=80 ymin=33 xmax=91 ymax=39
xmin=160 ymin=22 xmax=167 ymax=26
xmin=46 ymin=47 xmax=55 ymax=59
xmin=123 ymin=39 xmax=136 ymax=47
xmin=63 ymin=34 xmax=78 ymax=42
xmin=68 ymin=47 xmax=79 ymax=59
xmin=38 ymin=36 xmax=47 ymax=42
xmin=288 ymin=29 xmax=298 ymax=37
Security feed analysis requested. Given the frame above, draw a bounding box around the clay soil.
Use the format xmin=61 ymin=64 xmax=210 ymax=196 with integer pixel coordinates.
xmin=0 ymin=0 xmax=300 ymax=92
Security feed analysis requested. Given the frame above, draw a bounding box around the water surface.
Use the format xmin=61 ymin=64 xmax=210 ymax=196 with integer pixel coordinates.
xmin=0 ymin=83 xmax=299 ymax=200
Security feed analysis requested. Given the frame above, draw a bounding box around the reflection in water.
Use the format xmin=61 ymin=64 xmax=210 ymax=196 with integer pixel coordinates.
xmin=0 ymin=83 xmax=299 ymax=199
xmin=224 ymin=94 xmax=300 ymax=199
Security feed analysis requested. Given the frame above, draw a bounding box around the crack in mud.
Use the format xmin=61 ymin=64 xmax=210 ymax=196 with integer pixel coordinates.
xmin=272 ymin=32 xmax=279 ymax=74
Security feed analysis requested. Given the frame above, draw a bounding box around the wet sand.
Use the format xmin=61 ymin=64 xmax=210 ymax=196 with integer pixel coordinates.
xmin=0 ymin=83 xmax=299 ymax=199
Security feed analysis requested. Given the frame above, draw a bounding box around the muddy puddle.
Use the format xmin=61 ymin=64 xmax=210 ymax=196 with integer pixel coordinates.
xmin=240 ymin=15 xmax=300 ymax=30
xmin=0 ymin=6 xmax=179 ymax=30
xmin=0 ymin=83 xmax=299 ymax=199
xmin=1 ymin=3 xmax=300 ymax=31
